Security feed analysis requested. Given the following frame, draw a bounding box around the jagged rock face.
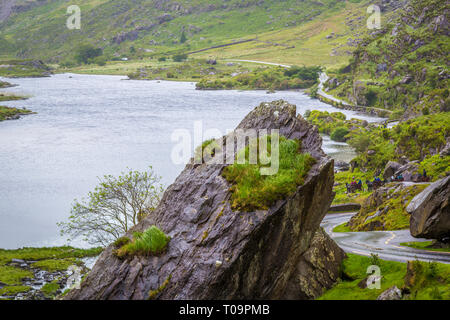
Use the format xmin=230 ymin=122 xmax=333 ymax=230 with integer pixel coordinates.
xmin=407 ymin=176 xmax=450 ymax=240
xmin=65 ymin=100 xmax=344 ymax=300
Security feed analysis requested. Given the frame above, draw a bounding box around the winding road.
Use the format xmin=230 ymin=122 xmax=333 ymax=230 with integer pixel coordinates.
xmin=322 ymin=212 xmax=450 ymax=264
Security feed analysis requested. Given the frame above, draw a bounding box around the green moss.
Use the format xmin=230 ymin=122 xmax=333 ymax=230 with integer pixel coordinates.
xmin=114 ymin=226 xmax=170 ymax=258
xmin=222 ymin=135 xmax=316 ymax=211
xmin=148 ymin=274 xmax=172 ymax=300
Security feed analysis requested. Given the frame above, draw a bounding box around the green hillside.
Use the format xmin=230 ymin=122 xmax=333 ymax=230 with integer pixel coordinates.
xmin=0 ymin=0 xmax=372 ymax=66
xmin=323 ymin=0 xmax=449 ymax=117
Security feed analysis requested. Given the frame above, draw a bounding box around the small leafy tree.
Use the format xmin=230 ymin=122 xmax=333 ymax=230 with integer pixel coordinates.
xmin=58 ymin=167 xmax=164 ymax=246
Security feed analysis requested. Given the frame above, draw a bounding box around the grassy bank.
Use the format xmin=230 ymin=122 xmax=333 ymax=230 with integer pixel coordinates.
xmin=0 ymin=106 xmax=33 ymax=121
xmin=319 ymin=253 xmax=450 ymax=300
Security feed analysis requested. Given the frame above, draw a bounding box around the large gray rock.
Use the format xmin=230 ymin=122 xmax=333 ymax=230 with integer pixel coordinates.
xmin=383 ymin=161 xmax=401 ymax=180
xmin=407 ymin=176 xmax=450 ymax=240
xmin=64 ymin=100 xmax=345 ymax=300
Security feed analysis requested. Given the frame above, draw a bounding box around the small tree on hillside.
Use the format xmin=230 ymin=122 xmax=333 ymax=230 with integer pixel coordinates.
xmin=58 ymin=167 xmax=164 ymax=246
xmin=74 ymin=44 xmax=103 ymax=64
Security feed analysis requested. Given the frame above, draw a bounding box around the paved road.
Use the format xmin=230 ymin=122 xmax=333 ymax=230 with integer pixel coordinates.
xmin=321 ymin=212 xmax=450 ymax=264
xmin=226 ymin=59 xmax=291 ymax=68
xmin=318 ymin=72 xmax=345 ymax=105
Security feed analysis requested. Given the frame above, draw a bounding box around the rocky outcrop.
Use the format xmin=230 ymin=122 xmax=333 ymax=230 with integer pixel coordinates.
xmin=377 ymin=286 xmax=402 ymax=300
xmin=348 ymin=182 xmax=428 ymax=231
xmin=407 ymin=176 xmax=450 ymax=240
xmin=64 ymin=100 xmax=345 ymax=300
xmin=383 ymin=161 xmax=402 ymax=180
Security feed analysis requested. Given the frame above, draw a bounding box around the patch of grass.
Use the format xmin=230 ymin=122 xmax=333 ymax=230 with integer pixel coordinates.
xmin=400 ymin=241 xmax=450 ymax=253
xmin=319 ymin=253 xmax=450 ymax=300
xmin=319 ymin=253 xmax=406 ymax=300
xmin=222 ymin=135 xmax=315 ymax=211
xmin=0 ymin=105 xmax=33 ymax=121
xmin=0 ymin=246 xmax=103 ymax=266
xmin=0 ymin=266 xmax=33 ymax=286
xmin=41 ymin=280 xmax=61 ymax=298
xmin=114 ymin=226 xmax=170 ymax=258
xmin=332 ymin=222 xmax=352 ymax=233
xmin=0 ymin=285 xmax=31 ymax=296
xmin=31 ymin=258 xmax=80 ymax=272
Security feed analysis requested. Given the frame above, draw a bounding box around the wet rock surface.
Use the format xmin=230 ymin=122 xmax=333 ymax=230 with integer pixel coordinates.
xmin=408 ymin=176 xmax=450 ymax=240
xmin=65 ymin=100 xmax=345 ymax=300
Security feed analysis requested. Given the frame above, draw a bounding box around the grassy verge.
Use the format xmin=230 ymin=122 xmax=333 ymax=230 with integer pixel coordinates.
xmin=400 ymin=241 xmax=450 ymax=253
xmin=222 ymin=135 xmax=315 ymax=211
xmin=332 ymin=223 xmax=352 ymax=233
xmin=319 ymin=253 xmax=450 ymax=300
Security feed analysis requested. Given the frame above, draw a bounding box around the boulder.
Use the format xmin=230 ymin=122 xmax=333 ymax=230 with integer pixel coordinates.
xmin=440 ymin=138 xmax=450 ymax=156
xmin=64 ymin=100 xmax=345 ymax=300
xmin=377 ymin=286 xmax=402 ymax=300
xmin=383 ymin=161 xmax=401 ymax=180
xmin=394 ymin=161 xmax=419 ymax=181
xmin=407 ymin=176 xmax=450 ymax=240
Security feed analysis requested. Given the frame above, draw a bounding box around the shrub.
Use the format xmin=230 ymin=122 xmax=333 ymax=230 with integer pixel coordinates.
xmin=74 ymin=44 xmax=102 ymax=64
xmin=114 ymin=226 xmax=170 ymax=258
xmin=172 ymin=54 xmax=187 ymax=62
xmin=158 ymin=57 xmax=166 ymax=62
xmin=330 ymin=127 xmax=350 ymax=142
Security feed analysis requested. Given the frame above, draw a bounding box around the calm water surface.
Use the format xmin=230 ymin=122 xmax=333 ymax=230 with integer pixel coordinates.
xmin=0 ymin=74 xmax=383 ymax=248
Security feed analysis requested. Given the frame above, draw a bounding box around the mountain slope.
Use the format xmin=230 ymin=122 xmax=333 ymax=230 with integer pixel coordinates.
xmin=324 ymin=0 xmax=449 ymax=117
xmin=0 ymin=0 xmax=371 ymax=64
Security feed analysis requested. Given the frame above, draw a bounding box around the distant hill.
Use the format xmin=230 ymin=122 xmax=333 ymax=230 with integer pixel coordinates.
xmin=0 ymin=0 xmax=374 ymax=66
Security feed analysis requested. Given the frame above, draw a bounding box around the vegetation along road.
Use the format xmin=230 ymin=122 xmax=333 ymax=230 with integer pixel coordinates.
xmin=322 ymin=213 xmax=450 ymax=264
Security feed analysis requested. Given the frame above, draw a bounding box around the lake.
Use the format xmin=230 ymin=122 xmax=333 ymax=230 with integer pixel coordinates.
xmin=0 ymin=74 xmax=383 ymax=249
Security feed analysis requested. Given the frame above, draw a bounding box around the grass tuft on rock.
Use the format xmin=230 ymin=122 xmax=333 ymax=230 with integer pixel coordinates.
xmin=114 ymin=226 xmax=170 ymax=258
xmin=222 ymin=135 xmax=315 ymax=211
